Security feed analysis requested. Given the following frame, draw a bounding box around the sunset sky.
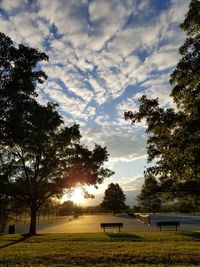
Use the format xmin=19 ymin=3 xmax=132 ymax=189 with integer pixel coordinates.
xmin=0 ymin=0 xmax=188 ymax=206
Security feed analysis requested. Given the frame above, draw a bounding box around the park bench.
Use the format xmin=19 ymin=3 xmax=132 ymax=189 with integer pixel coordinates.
xmin=156 ymin=221 xmax=180 ymax=231
xmin=100 ymin=223 xmax=123 ymax=232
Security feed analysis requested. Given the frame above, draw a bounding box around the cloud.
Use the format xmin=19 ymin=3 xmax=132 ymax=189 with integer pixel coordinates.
xmin=85 ymin=106 xmax=96 ymax=118
xmin=82 ymin=122 xmax=147 ymax=164
xmin=0 ymin=0 xmax=189 ymax=198
xmin=1 ymin=0 xmax=186 ymax=110
xmin=122 ymin=176 xmax=144 ymax=191
xmin=0 ymin=0 xmax=27 ymax=13
xmin=139 ymin=74 xmax=174 ymax=107
xmin=145 ymin=50 xmax=180 ymax=72
xmin=104 ymin=132 xmax=147 ymax=160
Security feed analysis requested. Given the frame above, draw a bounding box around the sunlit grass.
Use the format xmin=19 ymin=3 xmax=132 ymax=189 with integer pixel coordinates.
xmin=0 ymin=231 xmax=199 ymax=266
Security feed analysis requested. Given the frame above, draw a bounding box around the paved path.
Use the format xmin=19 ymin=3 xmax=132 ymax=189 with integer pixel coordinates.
xmin=13 ymin=214 xmax=150 ymax=234
xmin=9 ymin=213 xmax=200 ymax=234
xmin=39 ymin=214 xmax=151 ymax=233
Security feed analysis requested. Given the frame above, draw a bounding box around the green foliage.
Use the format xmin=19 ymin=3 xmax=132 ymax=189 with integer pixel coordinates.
xmin=125 ymin=0 xmax=200 ymax=211
xmin=101 ymin=183 xmax=127 ymax=213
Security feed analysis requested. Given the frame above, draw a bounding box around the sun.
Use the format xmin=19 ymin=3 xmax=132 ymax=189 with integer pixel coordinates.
xmin=61 ymin=185 xmax=98 ymax=205
xmin=71 ymin=187 xmax=85 ymax=205
xmin=61 ymin=187 xmax=85 ymax=205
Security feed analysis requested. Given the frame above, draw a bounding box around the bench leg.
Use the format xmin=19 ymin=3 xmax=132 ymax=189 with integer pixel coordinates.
xmin=119 ymin=226 xmax=121 ymax=232
xmin=160 ymin=226 xmax=161 ymax=231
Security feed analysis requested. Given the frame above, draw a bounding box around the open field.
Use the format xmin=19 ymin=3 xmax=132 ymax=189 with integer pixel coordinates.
xmin=0 ymin=231 xmax=200 ymax=266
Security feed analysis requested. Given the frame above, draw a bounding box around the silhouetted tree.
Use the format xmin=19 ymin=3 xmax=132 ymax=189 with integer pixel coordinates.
xmin=0 ymin=32 xmax=113 ymax=235
xmin=101 ymin=183 xmax=127 ymax=214
xmin=137 ymin=171 xmax=162 ymax=213
xmin=60 ymin=201 xmax=77 ymax=216
xmin=125 ymin=0 xmax=200 ymax=210
xmin=176 ymin=195 xmax=200 ymax=214
xmin=0 ymin=32 xmax=48 ymax=211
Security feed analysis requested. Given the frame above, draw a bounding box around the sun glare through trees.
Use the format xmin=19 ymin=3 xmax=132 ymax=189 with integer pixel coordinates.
xmin=62 ymin=187 xmax=85 ymax=205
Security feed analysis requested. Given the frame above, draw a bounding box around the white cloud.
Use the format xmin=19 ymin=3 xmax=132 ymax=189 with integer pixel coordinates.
xmin=85 ymin=106 xmax=96 ymax=118
xmin=137 ymin=0 xmax=150 ymax=11
xmin=122 ymin=176 xmax=144 ymax=191
xmin=88 ymin=77 xmax=107 ymax=105
xmin=0 ymin=0 xmax=188 ymax=197
xmin=0 ymin=0 xmax=187 ymax=109
xmin=38 ymin=81 xmax=88 ymax=119
xmin=88 ymin=0 xmax=136 ymax=51
xmin=82 ymin=122 xmax=147 ymax=163
xmin=169 ymin=0 xmax=188 ymax=24
xmin=145 ymin=50 xmax=179 ymax=72
xmin=0 ymin=0 xmax=26 ymax=12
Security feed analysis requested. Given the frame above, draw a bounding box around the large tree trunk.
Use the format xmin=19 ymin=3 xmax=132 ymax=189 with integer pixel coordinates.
xmin=29 ymin=206 xmax=37 ymax=235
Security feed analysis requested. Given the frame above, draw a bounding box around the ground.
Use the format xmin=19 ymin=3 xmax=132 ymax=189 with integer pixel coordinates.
xmin=11 ymin=213 xmax=200 ymax=234
xmin=0 ymin=231 xmax=200 ymax=266
xmin=1 ymin=214 xmax=200 ymax=266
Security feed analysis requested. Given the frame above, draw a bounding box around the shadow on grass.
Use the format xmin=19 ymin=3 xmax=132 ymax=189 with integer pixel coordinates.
xmin=106 ymin=232 xmax=142 ymax=241
xmin=180 ymin=231 xmax=200 ymax=240
xmin=0 ymin=234 xmax=31 ymax=249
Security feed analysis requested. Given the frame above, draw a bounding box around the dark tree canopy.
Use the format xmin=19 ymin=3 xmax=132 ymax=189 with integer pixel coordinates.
xmin=0 ymin=32 xmax=113 ymax=235
xmin=137 ymin=171 xmax=162 ymax=213
xmin=125 ymin=0 xmax=200 ymax=210
xmin=101 ymin=183 xmax=127 ymax=214
xmin=0 ymin=32 xmax=48 ymax=98
xmin=59 ymin=200 xmax=82 ymax=216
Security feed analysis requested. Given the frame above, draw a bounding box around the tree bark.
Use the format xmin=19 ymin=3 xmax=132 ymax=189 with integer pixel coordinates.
xmin=29 ymin=206 xmax=37 ymax=235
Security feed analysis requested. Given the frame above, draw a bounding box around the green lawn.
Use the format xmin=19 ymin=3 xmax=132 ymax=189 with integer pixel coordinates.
xmin=0 ymin=231 xmax=200 ymax=266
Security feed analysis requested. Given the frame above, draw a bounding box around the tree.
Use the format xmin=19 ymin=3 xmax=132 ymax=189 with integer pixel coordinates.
xmin=101 ymin=183 xmax=127 ymax=214
xmin=0 ymin=32 xmax=113 ymax=235
xmin=60 ymin=201 xmax=76 ymax=216
xmin=125 ymin=0 xmax=200 ymax=210
xmin=0 ymin=31 xmax=49 ymax=216
xmin=137 ymin=171 xmax=162 ymax=213
xmin=176 ymin=195 xmax=200 ymax=214
xmin=0 ymin=32 xmax=48 ymax=122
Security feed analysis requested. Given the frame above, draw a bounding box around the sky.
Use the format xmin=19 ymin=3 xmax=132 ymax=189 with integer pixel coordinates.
xmin=0 ymin=0 xmax=188 ymax=206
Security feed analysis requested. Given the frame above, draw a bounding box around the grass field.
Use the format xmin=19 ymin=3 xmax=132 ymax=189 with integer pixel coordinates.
xmin=0 ymin=231 xmax=200 ymax=266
